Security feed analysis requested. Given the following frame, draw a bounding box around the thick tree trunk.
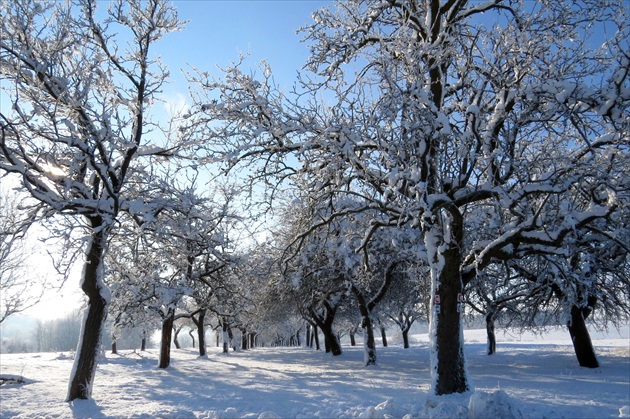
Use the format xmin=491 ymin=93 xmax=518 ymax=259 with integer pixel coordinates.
xmin=352 ymin=287 xmax=377 ymax=365
xmin=320 ymin=322 xmax=342 ymax=356
xmin=320 ymin=324 xmax=342 ymax=356
xmin=309 ymin=304 xmax=341 ymax=355
xmin=111 ymin=335 xmax=117 ymax=355
xmin=486 ymin=309 xmax=496 ymax=355
xmin=328 ymin=333 xmax=343 ymax=355
xmin=402 ymin=328 xmax=410 ymax=349
xmin=568 ymin=303 xmax=599 ymax=368
xmin=241 ymin=329 xmax=248 ymax=350
xmin=141 ymin=331 xmax=146 ymax=351
xmin=362 ymin=316 xmax=377 ymax=366
xmin=158 ymin=311 xmax=175 ymax=369
xmin=306 ymin=324 xmax=311 ymax=348
xmin=349 ymin=330 xmax=356 ymax=346
xmin=66 ymin=223 xmax=109 ymax=401
xmin=427 ymin=219 xmax=469 ymax=396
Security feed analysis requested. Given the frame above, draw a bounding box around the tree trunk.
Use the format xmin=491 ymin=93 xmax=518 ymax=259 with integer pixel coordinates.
xmin=427 ymin=218 xmax=469 ymax=396
xmin=222 ymin=319 xmax=229 ymax=353
xmin=309 ymin=305 xmax=341 ymax=355
xmin=486 ymin=309 xmax=497 ymax=355
xmin=173 ymin=326 xmax=182 ymax=350
xmin=402 ymin=328 xmax=410 ymax=349
xmin=227 ymin=323 xmax=236 ymax=351
xmin=188 ymin=329 xmax=195 ymax=349
xmin=362 ymin=317 xmax=377 ymax=366
xmin=141 ymin=332 xmax=146 ymax=351
xmin=66 ymin=223 xmax=109 ymax=401
xmin=313 ymin=325 xmax=320 ymax=350
xmin=352 ymin=286 xmax=377 ymax=366
xmin=568 ymin=303 xmax=599 ymax=368
xmin=111 ymin=335 xmax=117 ymax=355
xmin=196 ymin=309 xmax=206 ymax=356
xmin=158 ymin=311 xmax=175 ymax=369
xmin=241 ymin=329 xmax=248 ymax=350
xmin=350 ymin=330 xmax=356 ymax=346
xmin=306 ymin=324 xmax=311 ymax=348
xmin=380 ymin=324 xmax=388 ymax=347
xmin=320 ymin=322 xmax=342 ymax=356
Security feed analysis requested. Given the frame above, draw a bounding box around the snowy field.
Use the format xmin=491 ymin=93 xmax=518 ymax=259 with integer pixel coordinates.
xmin=1 ymin=326 xmax=628 ymax=418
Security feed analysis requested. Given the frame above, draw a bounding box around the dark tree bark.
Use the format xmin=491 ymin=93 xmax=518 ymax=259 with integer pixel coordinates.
xmin=221 ymin=318 xmax=229 ymax=353
xmin=158 ymin=311 xmax=175 ymax=369
xmin=568 ymin=298 xmax=599 ymax=368
xmin=227 ymin=323 xmax=236 ymax=351
xmin=321 ymin=325 xmax=342 ymax=355
xmin=309 ymin=304 xmax=342 ymax=356
xmin=361 ymin=315 xmax=377 ymax=365
xmin=432 ymin=219 xmax=469 ymax=395
xmin=397 ymin=313 xmax=415 ymax=349
xmin=402 ymin=328 xmax=410 ymax=349
xmin=486 ymin=308 xmax=497 ymax=355
xmin=313 ymin=325 xmax=320 ymax=350
xmin=306 ymin=324 xmax=312 ymax=348
xmin=549 ymin=281 xmax=600 ymax=369
xmin=349 ymin=330 xmax=356 ymax=346
xmin=241 ymin=328 xmax=248 ymax=350
xmin=380 ymin=324 xmax=388 ymax=348
xmin=173 ymin=324 xmax=182 ymax=350
xmin=141 ymin=331 xmax=146 ymax=351
xmin=66 ymin=222 xmax=109 ymax=401
xmin=111 ymin=335 xmax=117 ymax=355
xmin=188 ymin=329 xmax=195 ymax=349
xmin=194 ymin=309 xmax=207 ymax=356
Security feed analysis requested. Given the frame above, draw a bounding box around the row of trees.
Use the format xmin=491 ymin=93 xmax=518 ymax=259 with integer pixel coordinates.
xmin=1 ymin=0 xmax=628 ymax=401
xmin=186 ymin=0 xmax=629 ymax=395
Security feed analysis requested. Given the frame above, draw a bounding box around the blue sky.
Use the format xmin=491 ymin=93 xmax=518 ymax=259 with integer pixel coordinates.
xmin=157 ymin=1 xmax=332 ymax=99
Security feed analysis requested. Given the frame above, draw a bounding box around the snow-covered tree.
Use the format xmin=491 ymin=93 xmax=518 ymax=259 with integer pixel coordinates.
xmin=0 ymin=0 xmax=184 ymax=399
xmin=465 ymin=261 xmax=542 ymax=355
xmin=382 ymin=260 xmax=431 ymax=349
xmin=0 ymin=187 xmax=44 ymax=323
xmin=188 ymin=0 xmax=628 ymax=394
xmin=505 ymin=223 xmax=630 ymax=368
xmin=106 ymin=170 xmax=238 ymax=366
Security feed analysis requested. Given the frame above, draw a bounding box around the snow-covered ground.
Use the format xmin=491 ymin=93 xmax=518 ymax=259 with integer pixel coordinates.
xmin=1 ymin=326 xmax=628 ymax=418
